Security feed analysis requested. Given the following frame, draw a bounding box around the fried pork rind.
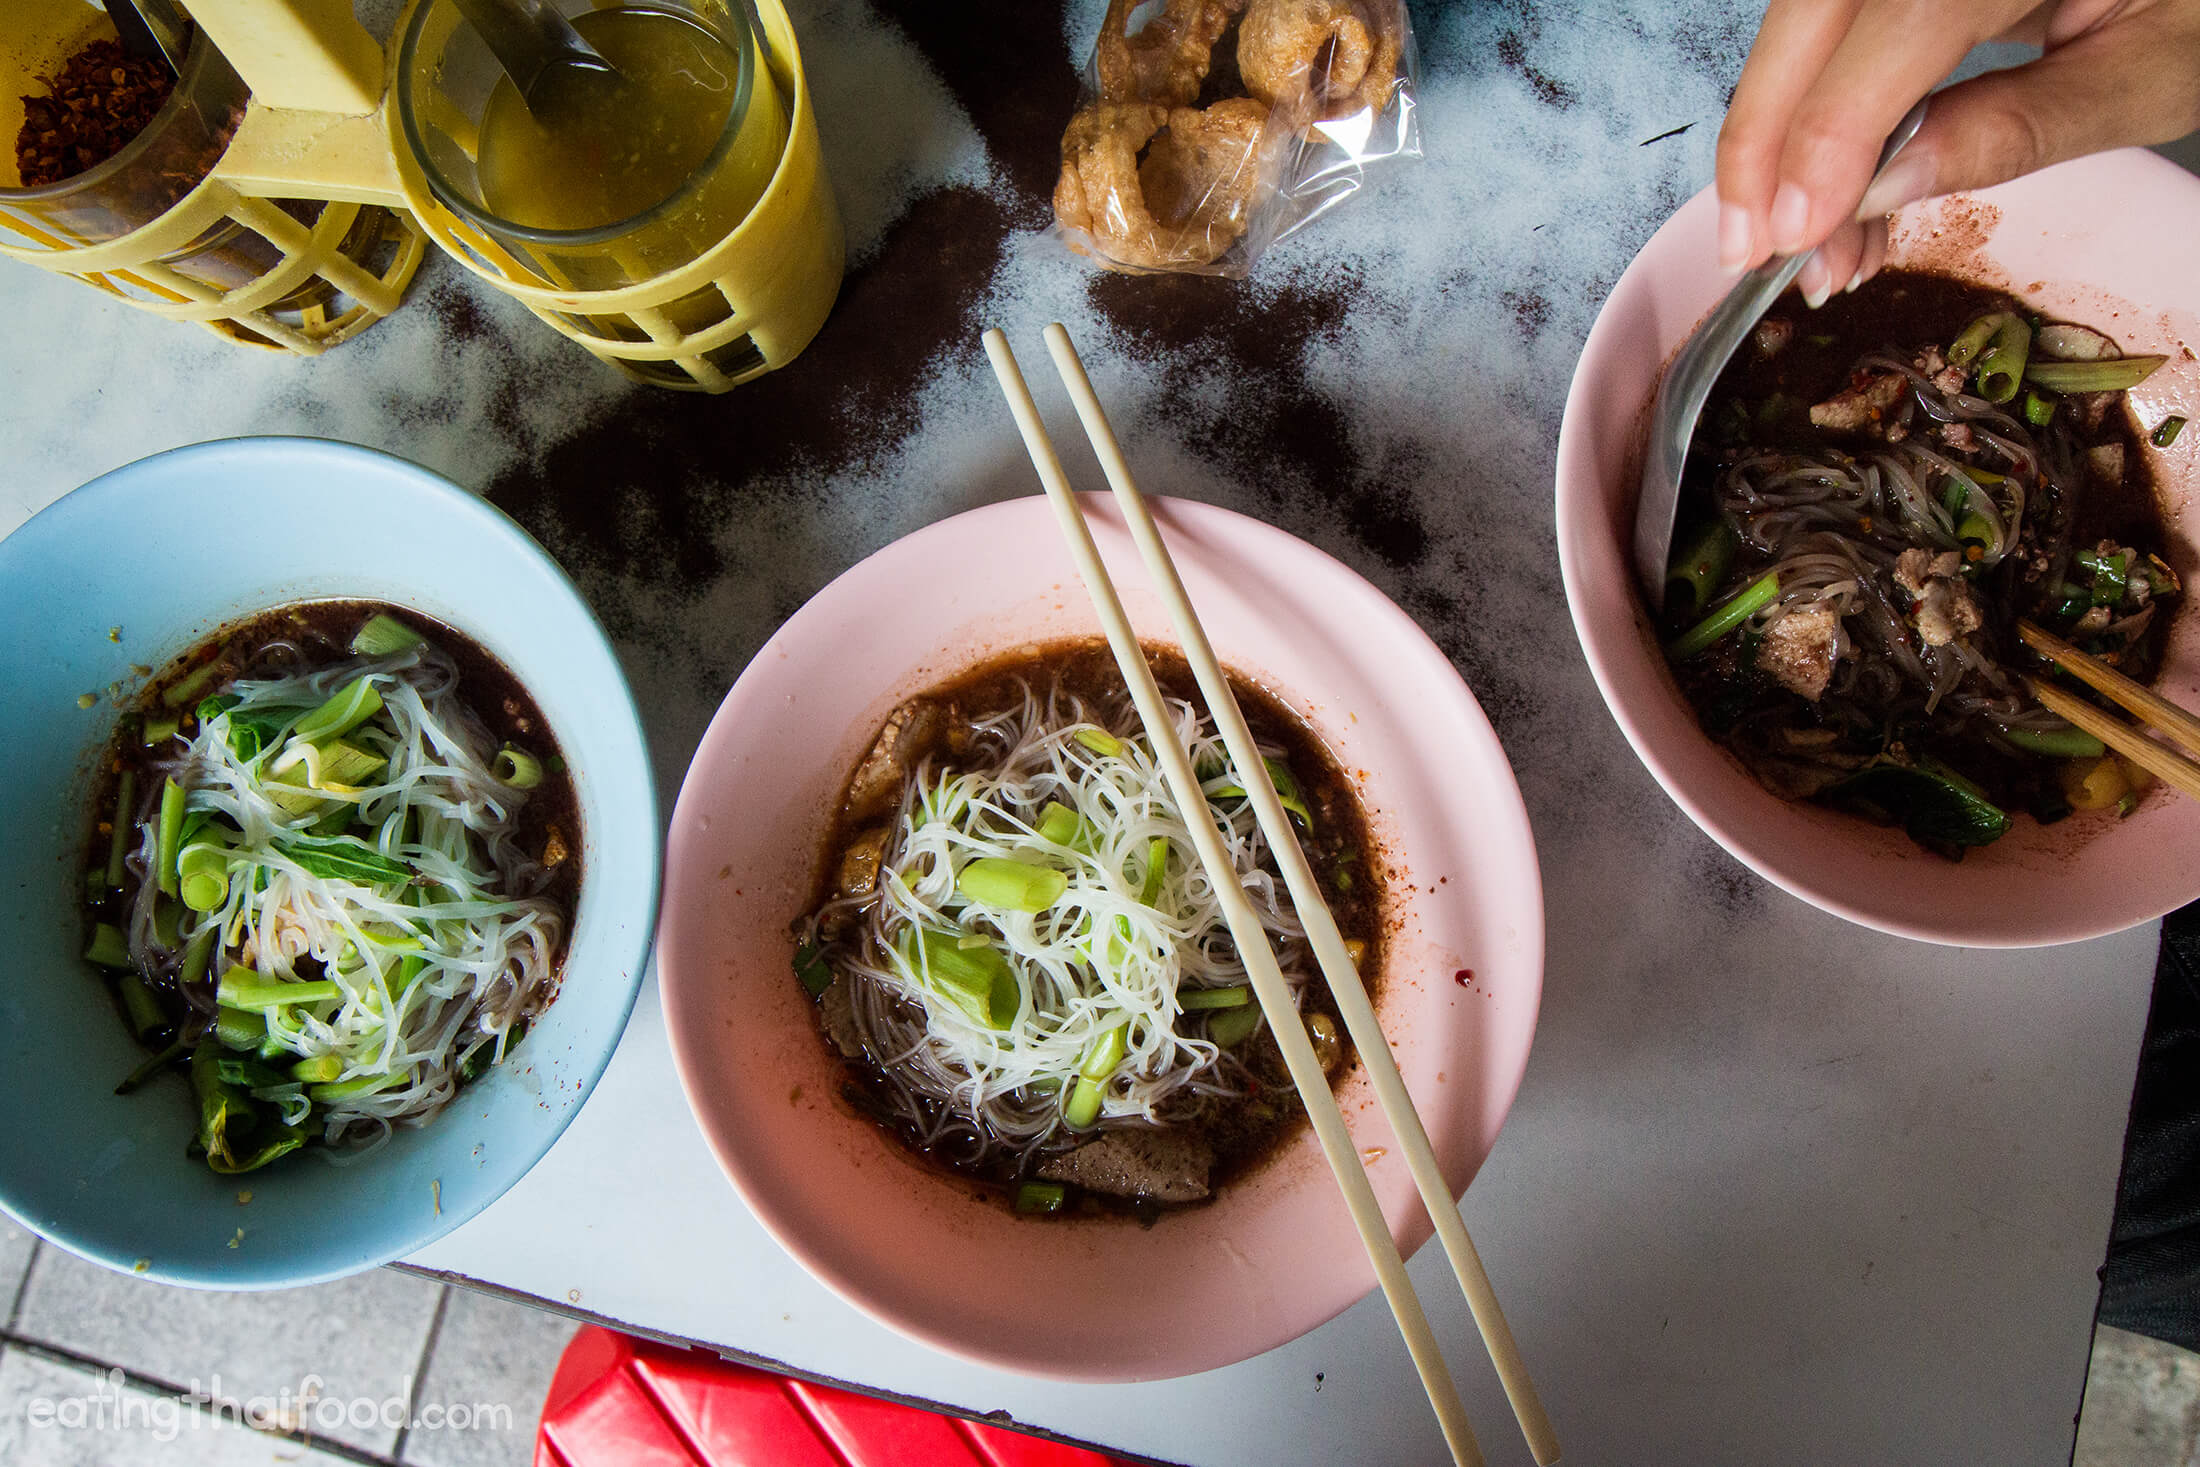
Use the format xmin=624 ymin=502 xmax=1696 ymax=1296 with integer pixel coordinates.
xmin=1054 ymin=98 xmax=1272 ymax=271
xmin=1095 ymin=0 xmax=1246 ymax=108
xmin=1238 ymin=0 xmax=1401 ymax=121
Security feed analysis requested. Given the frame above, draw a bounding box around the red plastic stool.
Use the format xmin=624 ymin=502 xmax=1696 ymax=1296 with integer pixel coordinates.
xmin=534 ymin=1327 xmax=1132 ymax=1467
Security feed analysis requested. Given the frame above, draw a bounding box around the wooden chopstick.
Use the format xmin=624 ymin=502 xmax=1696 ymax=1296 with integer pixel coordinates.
xmin=2026 ymin=677 xmax=2200 ymax=801
xmin=1041 ymin=324 xmax=1562 ymax=1467
xmin=2018 ymin=620 xmax=2200 ymax=763
xmin=981 ymin=329 xmax=1486 ymax=1467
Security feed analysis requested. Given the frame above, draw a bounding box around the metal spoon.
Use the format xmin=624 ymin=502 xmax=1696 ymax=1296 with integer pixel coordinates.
xmin=1633 ymin=99 xmax=1928 ymax=611
xmin=446 ymin=0 xmax=620 ymax=116
xmin=105 ymin=0 xmax=193 ymax=75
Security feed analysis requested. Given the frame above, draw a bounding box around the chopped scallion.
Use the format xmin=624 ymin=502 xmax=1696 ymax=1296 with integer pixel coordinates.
xmin=491 ymin=746 xmax=543 ymax=788
xmin=350 ymin=613 xmax=425 ymax=657
xmin=292 ymin=678 xmax=383 ymax=746
xmin=85 ymin=922 xmax=131 ymax=970
xmin=216 ymin=970 xmax=342 ymax=1011
xmin=1014 ymin=1181 xmax=1067 ymax=1215
xmin=1666 ymin=570 xmax=1780 ymax=660
xmin=1073 ymin=728 xmax=1123 ymax=757
xmin=957 ymin=856 xmax=1068 ymax=913
xmin=2022 ymin=356 xmax=2167 ymax=393
xmin=1178 ymin=985 xmax=1251 ymax=1010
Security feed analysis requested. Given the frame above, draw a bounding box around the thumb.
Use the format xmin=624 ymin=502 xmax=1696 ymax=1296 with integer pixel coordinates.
xmin=1856 ymin=14 xmax=2200 ymax=218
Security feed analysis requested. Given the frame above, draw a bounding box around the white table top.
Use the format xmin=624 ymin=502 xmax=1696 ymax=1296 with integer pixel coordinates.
xmin=3 ymin=2 xmax=2184 ymax=1462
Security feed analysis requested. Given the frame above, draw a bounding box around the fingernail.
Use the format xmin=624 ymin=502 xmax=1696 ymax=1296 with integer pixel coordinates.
xmin=1769 ymin=181 xmax=1812 ymax=253
xmin=1798 ymin=255 xmax=1831 ymax=310
xmin=1717 ymin=202 xmax=1753 ymax=273
xmin=1856 ymin=149 xmax=1935 ymax=220
xmin=1844 ymin=265 xmax=1867 ymax=294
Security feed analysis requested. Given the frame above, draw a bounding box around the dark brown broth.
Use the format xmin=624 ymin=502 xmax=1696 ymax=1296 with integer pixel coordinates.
xmin=802 ymin=639 xmax=1381 ymax=1219
xmin=1670 ymin=270 xmax=2176 ymax=833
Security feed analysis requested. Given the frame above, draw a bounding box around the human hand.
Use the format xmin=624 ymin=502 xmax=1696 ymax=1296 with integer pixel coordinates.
xmin=1715 ymin=0 xmax=2200 ymax=305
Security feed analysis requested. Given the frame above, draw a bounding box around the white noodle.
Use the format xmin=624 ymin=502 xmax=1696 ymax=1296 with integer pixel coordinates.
xmin=127 ymin=641 xmax=566 ymax=1148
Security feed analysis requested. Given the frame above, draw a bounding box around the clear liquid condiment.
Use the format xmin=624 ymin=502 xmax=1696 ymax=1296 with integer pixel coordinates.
xmin=476 ymin=7 xmax=779 ymax=237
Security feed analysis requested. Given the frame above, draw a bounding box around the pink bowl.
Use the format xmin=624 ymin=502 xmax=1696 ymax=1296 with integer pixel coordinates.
xmin=657 ymin=493 xmax=1544 ymax=1380
xmin=1556 ymin=150 xmax=2200 ymax=947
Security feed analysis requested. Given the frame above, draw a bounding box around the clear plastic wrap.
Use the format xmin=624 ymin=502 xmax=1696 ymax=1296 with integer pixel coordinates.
xmin=1052 ymin=0 xmax=1420 ymax=276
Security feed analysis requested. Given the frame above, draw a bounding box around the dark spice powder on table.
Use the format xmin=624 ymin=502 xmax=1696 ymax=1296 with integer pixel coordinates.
xmin=15 ymin=39 xmax=175 ymax=188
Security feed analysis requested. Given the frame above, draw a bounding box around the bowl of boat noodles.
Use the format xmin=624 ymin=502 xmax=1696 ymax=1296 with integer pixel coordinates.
xmin=0 ymin=438 xmax=658 ymax=1287
xmin=1556 ymin=149 xmax=2200 ymax=946
xmin=658 ymin=492 xmax=1545 ymax=1381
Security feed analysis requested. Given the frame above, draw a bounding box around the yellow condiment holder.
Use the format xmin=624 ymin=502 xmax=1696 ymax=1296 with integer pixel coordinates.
xmin=0 ymin=0 xmax=843 ymax=389
xmin=0 ymin=0 xmax=423 ymax=354
xmin=385 ymin=0 xmax=843 ymax=392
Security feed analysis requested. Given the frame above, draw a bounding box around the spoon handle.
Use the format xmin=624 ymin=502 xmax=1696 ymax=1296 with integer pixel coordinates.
xmin=446 ymin=0 xmax=616 ymax=105
xmin=1634 ymin=99 xmax=1928 ymax=607
xmin=106 ymin=0 xmax=194 ymax=75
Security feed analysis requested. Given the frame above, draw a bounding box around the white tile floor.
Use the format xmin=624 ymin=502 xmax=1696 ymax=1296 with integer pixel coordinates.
xmin=0 ymin=1213 xmax=2194 ymax=1465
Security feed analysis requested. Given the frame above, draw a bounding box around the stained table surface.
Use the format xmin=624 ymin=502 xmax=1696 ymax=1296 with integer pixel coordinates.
xmin=0 ymin=3 xmax=2178 ymax=1463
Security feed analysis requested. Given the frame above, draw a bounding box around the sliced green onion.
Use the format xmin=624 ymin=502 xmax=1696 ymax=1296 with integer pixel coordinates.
xmin=491 ymin=746 xmax=543 ymax=788
xmin=1954 ymin=513 xmax=1995 ymax=550
xmin=142 ymin=716 xmax=179 ymax=747
xmin=1179 ymin=985 xmax=1251 ymax=1010
xmin=1974 ymin=316 xmax=2032 ymax=404
xmin=216 ymin=970 xmax=342 ymax=1010
xmin=2022 ymin=356 xmax=2167 ymax=393
xmin=115 ymin=1037 xmax=187 ymax=1095
xmin=1997 ymin=724 xmax=2106 ymax=758
xmin=2022 ymin=389 xmax=2057 ymax=427
xmin=1947 ymin=313 xmax=2006 ymax=369
xmin=292 ymin=678 xmax=383 ymax=745
xmin=309 ymin=1071 xmax=407 ymax=1103
xmin=1079 ymin=1021 xmax=1128 ymax=1080
xmin=1665 ymin=517 xmax=1739 ymax=619
xmin=155 ymin=778 xmax=185 ymax=898
xmin=85 ymin=922 xmax=131 ymax=969
xmin=1209 ymin=759 xmax=1312 ymax=826
xmin=2154 ymin=416 xmax=2187 ymax=449
xmin=119 ymin=974 xmax=167 ymax=1040
xmin=1014 ymin=1180 xmax=1067 ymax=1215
xmin=351 ymin=613 xmax=426 ymax=657
xmin=1262 ymin=757 xmax=1312 ymax=827
xmin=160 ymin=661 xmax=222 ymax=709
xmin=223 ymin=708 xmax=293 ymax=764
xmin=1666 ymin=570 xmax=1780 ymax=660
xmin=957 ymin=856 xmax=1068 ymax=913
xmin=289 ymin=1054 xmax=343 ymax=1083
xmin=1073 ymin=728 xmax=1122 ymax=757
xmin=1035 ymin=801 xmax=1081 ymax=846
xmin=216 ymin=1054 xmax=296 ymax=1091
xmin=1064 ymin=1076 xmax=1105 ymax=1128
xmin=215 ymin=1005 xmax=267 ymax=1051
xmin=104 ymin=769 xmax=136 ymax=890
xmin=1206 ymin=1003 xmax=1263 ymax=1047
xmin=910 ymin=929 xmax=1020 ymax=1030
xmin=793 ymin=940 xmax=833 ymax=998
xmin=178 ymin=834 xmax=231 ymax=913
xmin=178 ymin=927 xmax=215 ymax=988
xmin=1138 ymin=838 xmax=1169 ymax=907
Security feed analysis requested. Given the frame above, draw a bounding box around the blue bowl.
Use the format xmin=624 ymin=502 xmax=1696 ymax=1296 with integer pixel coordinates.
xmin=0 ymin=439 xmax=659 ymax=1287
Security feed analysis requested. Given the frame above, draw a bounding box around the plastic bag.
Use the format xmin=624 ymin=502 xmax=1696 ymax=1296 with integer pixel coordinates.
xmin=1051 ymin=0 xmax=1421 ymax=276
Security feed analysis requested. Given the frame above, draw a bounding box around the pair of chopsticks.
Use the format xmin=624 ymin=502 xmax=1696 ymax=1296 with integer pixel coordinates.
xmin=2020 ymin=621 xmax=2200 ymax=801
xmin=983 ymin=324 xmax=1560 ymax=1467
